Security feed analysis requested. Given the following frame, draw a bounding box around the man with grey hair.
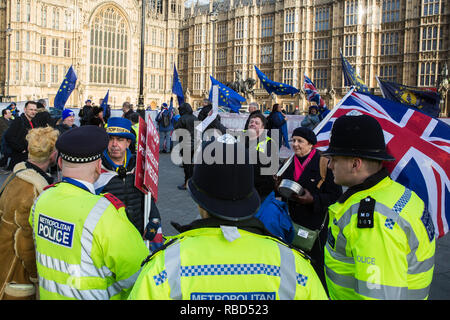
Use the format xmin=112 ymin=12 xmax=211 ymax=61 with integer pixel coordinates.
xmin=122 ymin=101 xmax=134 ymax=120
xmin=244 ymin=102 xmax=262 ymax=130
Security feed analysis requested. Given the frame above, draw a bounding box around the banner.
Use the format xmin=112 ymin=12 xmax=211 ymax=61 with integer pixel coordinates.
xmin=143 ymin=113 xmax=160 ymax=202
xmin=135 ymin=116 xmax=148 ymax=194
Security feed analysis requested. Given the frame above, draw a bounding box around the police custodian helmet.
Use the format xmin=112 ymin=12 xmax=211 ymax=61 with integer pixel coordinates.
xmin=322 ymin=114 xmax=395 ymax=161
xmin=56 ymin=125 xmax=109 ymax=163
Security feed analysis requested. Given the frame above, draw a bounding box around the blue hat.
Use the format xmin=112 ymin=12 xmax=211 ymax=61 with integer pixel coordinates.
xmin=61 ymin=109 xmax=75 ymax=121
xmin=162 ymin=103 xmax=168 ymax=108
xmin=56 ymin=126 xmax=109 ymax=163
xmin=106 ymin=117 xmax=135 ymax=141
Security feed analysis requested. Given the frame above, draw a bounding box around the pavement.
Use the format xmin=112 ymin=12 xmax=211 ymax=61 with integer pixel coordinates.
xmin=2 ymin=153 xmax=448 ymax=299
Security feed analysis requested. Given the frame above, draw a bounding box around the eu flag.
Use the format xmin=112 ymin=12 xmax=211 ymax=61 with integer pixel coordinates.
xmin=100 ymin=89 xmax=110 ymax=120
xmin=172 ymin=64 xmax=184 ymax=106
xmin=255 ymin=66 xmax=299 ymax=95
xmin=54 ymin=65 xmax=77 ymax=110
xmin=377 ymin=77 xmax=441 ymax=118
xmin=340 ymin=50 xmax=370 ymax=94
xmin=209 ymin=76 xmax=246 ymax=113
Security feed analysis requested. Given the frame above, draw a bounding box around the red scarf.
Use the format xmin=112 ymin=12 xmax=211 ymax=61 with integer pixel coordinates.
xmin=293 ymin=149 xmax=316 ymax=181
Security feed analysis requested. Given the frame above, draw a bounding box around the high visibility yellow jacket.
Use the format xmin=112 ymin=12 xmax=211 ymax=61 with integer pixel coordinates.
xmin=128 ymin=218 xmax=328 ymax=300
xmin=29 ymin=182 xmax=149 ymax=300
xmin=324 ymin=169 xmax=435 ymax=300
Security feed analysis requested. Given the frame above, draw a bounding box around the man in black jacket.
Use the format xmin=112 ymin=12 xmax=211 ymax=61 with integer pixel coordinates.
xmin=173 ymin=102 xmax=197 ymax=190
xmin=94 ymin=117 xmax=161 ymax=238
xmin=4 ymin=101 xmax=37 ymax=170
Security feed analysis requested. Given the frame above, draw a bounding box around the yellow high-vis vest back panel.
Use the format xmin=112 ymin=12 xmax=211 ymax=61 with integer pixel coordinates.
xmin=129 ymin=227 xmax=328 ymax=300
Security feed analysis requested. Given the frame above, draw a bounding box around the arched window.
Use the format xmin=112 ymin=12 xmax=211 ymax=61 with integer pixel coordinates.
xmin=89 ymin=7 xmax=128 ymax=85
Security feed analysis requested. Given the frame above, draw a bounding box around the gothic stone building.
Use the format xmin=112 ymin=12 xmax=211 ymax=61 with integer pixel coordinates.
xmin=0 ymin=0 xmax=448 ymax=115
xmin=0 ymin=0 xmax=183 ymax=109
xmin=179 ymin=0 xmax=449 ymax=115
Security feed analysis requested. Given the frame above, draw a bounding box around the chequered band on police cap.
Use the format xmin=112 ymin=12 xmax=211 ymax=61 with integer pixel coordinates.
xmin=59 ymin=152 xmax=102 ymax=163
xmin=106 ymin=126 xmax=131 ymax=134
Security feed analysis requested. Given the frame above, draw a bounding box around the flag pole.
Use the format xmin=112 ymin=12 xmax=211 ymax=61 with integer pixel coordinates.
xmin=313 ymin=87 xmax=355 ymax=135
xmin=375 ymin=76 xmax=386 ymax=99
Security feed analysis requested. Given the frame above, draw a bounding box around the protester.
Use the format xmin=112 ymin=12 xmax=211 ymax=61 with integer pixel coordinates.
xmin=30 ymin=126 xmax=148 ymax=300
xmin=197 ymin=100 xmax=227 ymax=141
xmin=267 ymin=103 xmax=290 ymax=149
xmin=323 ymin=115 xmax=435 ymax=300
xmin=128 ymin=138 xmax=328 ymax=300
xmin=0 ymin=109 xmax=12 ymax=168
xmin=88 ymin=106 xmax=105 ymax=127
xmin=0 ymin=126 xmax=59 ymax=300
xmin=276 ymin=127 xmax=342 ymax=288
xmin=7 ymin=102 xmax=19 ymax=118
xmin=122 ymin=102 xmax=134 ymax=120
xmin=94 ymin=117 xmax=162 ymax=239
xmin=155 ymin=100 xmax=174 ymax=154
xmin=4 ymin=101 xmax=37 ymax=170
xmin=244 ymin=102 xmax=262 ymax=130
xmin=34 ymin=99 xmax=56 ymax=128
xmin=174 ymin=102 xmax=197 ymax=190
xmin=56 ymin=109 xmax=77 ymax=135
xmin=79 ymin=99 xmax=93 ymax=126
xmin=301 ymin=105 xmax=320 ymax=130
xmin=245 ymin=112 xmax=275 ymax=201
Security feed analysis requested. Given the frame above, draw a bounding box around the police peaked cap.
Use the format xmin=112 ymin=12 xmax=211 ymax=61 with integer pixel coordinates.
xmin=56 ymin=125 xmax=109 ymax=163
xmin=322 ymin=114 xmax=395 ymax=161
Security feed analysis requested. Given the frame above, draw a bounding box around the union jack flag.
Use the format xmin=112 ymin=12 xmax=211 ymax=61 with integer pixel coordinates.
xmin=303 ymin=74 xmax=326 ymax=109
xmin=315 ymin=90 xmax=450 ymax=238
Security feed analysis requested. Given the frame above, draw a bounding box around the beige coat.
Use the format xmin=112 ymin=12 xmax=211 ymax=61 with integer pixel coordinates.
xmin=0 ymin=162 xmax=51 ymax=299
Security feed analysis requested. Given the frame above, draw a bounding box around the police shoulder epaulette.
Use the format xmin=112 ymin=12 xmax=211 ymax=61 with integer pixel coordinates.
xmin=103 ymin=193 xmax=125 ymax=210
xmin=141 ymin=238 xmax=177 ymax=267
xmin=43 ymin=182 xmax=59 ymax=191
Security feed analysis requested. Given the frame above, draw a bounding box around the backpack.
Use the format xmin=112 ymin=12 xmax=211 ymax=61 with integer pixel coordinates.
xmin=161 ymin=111 xmax=171 ymax=128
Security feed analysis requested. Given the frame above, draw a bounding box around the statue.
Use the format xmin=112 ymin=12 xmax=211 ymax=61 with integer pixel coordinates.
xmin=226 ymin=70 xmax=256 ymax=99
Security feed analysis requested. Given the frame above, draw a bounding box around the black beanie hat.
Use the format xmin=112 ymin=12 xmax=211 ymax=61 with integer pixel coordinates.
xmin=292 ymin=127 xmax=317 ymax=145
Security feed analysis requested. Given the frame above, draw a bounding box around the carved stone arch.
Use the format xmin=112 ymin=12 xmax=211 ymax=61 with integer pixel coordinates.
xmin=88 ymin=1 xmax=134 ymax=33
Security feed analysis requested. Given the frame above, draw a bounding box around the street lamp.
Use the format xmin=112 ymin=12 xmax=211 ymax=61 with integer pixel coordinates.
xmin=5 ymin=24 xmax=12 ymax=102
xmin=137 ymin=0 xmax=146 ymax=119
xmin=209 ymin=9 xmax=217 ymax=79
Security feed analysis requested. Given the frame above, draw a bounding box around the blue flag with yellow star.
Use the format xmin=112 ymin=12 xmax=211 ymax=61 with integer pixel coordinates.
xmin=54 ymin=65 xmax=77 ymax=110
xmin=340 ymin=50 xmax=370 ymax=94
xmin=377 ymin=77 xmax=441 ymax=118
xmin=172 ymin=64 xmax=184 ymax=106
xmin=209 ymin=76 xmax=246 ymax=113
xmin=255 ymin=66 xmax=299 ymax=95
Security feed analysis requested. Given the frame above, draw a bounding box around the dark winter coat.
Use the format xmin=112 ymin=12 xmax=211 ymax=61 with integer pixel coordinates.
xmin=55 ymin=123 xmax=78 ymax=135
xmin=174 ymin=103 xmax=197 ymax=151
xmin=280 ymin=150 xmax=342 ymax=230
xmin=97 ymin=151 xmax=160 ymax=235
xmin=4 ymin=114 xmax=36 ymax=169
xmin=34 ymin=110 xmax=56 ymax=128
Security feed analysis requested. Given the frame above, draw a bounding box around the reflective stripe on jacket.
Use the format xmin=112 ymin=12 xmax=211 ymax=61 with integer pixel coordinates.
xmin=325 ymin=174 xmax=435 ymax=300
xmin=128 ymin=225 xmax=328 ymax=300
xmin=29 ymin=182 xmax=149 ymax=300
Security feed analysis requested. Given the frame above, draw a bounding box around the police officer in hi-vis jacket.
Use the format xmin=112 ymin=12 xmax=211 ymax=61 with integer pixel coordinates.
xmin=30 ymin=126 xmax=149 ymax=300
xmin=323 ymin=114 xmax=435 ymax=300
xmin=129 ymin=137 xmax=327 ymax=300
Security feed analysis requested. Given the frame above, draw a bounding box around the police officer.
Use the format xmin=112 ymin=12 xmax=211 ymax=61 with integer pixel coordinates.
xmin=30 ymin=126 xmax=149 ymax=300
xmin=128 ymin=137 xmax=327 ymax=300
xmin=322 ymin=114 xmax=435 ymax=300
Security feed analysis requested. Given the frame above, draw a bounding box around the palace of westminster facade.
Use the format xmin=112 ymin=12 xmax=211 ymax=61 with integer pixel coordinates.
xmin=0 ymin=0 xmax=448 ymax=115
